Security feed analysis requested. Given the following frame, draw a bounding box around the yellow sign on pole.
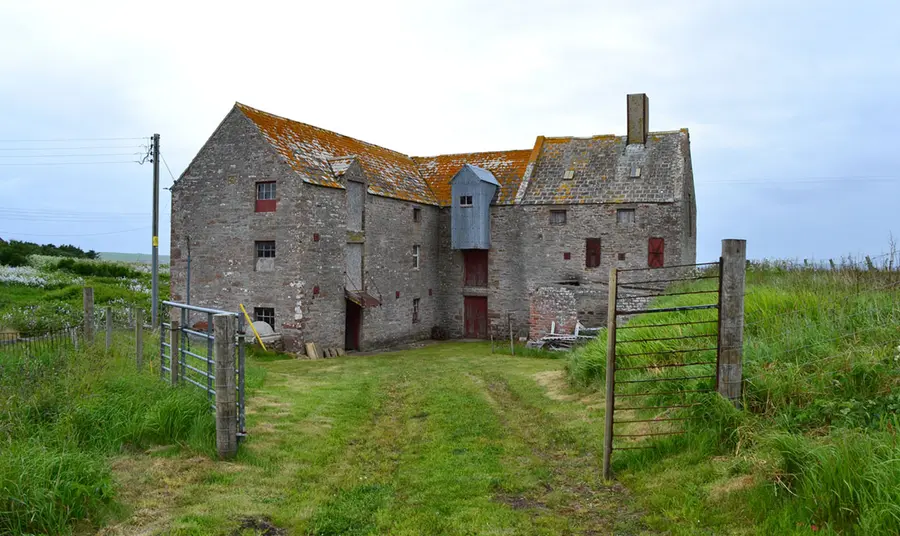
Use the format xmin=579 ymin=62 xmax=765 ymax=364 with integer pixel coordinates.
xmin=152 ymin=236 xmax=159 ymax=247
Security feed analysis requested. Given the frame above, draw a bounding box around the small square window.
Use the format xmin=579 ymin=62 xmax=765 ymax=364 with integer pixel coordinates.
xmin=413 ymin=245 xmax=420 ymax=269
xmin=459 ymin=195 xmax=473 ymax=207
xmin=629 ymin=165 xmax=642 ymax=178
xmin=413 ymin=207 xmax=421 ymax=222
xmin=618 ymin=253 xmax=626 ymax=261
xmin=550 ymin=210 xmax=567 ymax=225
xmin=255 ymin=241 xmax=275 ymax=258
xmin=256 ymin=182 xmax=276 ymax=200
xmin=563 ymin=252 xmax=571 ymax=260
xmin=253 ymin=307 xmax=275 ymax=328
xmin=412 ymin=298 xmax=420 ymax=324
xmin=617 ymin=209 xmax=635 ymax=225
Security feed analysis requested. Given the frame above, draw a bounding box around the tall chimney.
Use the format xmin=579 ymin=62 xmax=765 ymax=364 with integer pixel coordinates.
xmin=627 ymin=93 xmax=649 ymax=145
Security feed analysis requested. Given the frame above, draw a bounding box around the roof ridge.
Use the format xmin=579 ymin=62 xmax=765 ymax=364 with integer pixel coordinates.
xmin=412 ymin=148 xmax=531 ymax=159
xmin=235 ymin=102 xmax=417 ymax=163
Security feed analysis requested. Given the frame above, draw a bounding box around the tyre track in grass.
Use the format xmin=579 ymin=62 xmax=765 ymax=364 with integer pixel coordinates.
xmin=472 ymin=371 xmax=653 ymax=535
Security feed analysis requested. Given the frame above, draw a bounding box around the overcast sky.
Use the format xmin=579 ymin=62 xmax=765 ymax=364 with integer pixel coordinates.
xmin=1 ymin=1 xmax=898 ymax=262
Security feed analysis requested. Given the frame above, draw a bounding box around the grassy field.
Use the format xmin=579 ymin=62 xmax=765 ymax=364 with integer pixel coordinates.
xmin=100 ymin=342 xmax=651 ymax=536
xmin=0 ymin=332 xmax=215 ymax=535
xmin=568 ymin=263 xmax=900 ymax=535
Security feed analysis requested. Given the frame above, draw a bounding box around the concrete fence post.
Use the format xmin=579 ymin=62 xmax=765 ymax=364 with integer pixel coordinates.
xmin=214 ymin=314 xmax=238 ymax=459
xmin=170 ymin=320 xmax=180 ymax=387
xmin=717 ymin=239 xmax=747 ymax=406
xmin=105 ymin=307 xmax=113 ymax=351
xmin=83 ymin=287 xmax=94 ymax=343
xmin=135 ymin=309 xmax=144 ymax=371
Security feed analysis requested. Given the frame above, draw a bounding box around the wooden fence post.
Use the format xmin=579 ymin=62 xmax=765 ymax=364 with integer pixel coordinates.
xmin=602 ymin=267 xmax=618 ymax=481
xmin=508 ymin=313 xmax=514 ymax=355
xmin=717 ymin=239 xmax=747 ymax=406
xmin=135 ymin=309 xmax=144 ymax=371
xmin=105 ymin=307 xmax=113 ymax=351
xmin=214 ymin=314 xmax=237 ymax=459
xmin=170 ymin=320 xmax=180 ymax=387
xmin=83 ymin=287 xmax=94 ymax=343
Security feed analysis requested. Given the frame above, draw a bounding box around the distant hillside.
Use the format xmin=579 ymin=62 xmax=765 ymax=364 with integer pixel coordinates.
xmin=99 ymin=252 xmax=171 ymax=264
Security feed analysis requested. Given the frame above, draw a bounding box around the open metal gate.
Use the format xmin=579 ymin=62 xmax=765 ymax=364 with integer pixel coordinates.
xmin=159 ymin=301 xmax=247 ymax=440
xmin=602 ymin=259 xmax=724 ymax=478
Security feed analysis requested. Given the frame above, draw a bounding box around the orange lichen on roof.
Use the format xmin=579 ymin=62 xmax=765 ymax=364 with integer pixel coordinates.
xmin=412 ymin=149 xmax=531 ymax=206
xmin=236 ymin=103 xmax=437 ymax=204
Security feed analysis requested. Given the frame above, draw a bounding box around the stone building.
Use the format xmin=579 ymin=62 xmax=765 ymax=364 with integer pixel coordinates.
xmin=170 ymin=93 xmax=696 ymax=352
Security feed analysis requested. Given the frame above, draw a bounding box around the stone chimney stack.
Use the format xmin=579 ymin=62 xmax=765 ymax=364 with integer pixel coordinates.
xmin=627 ymin=93 xmax=649 ymax=145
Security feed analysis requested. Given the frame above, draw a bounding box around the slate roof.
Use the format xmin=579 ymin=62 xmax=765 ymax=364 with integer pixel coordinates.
xmin=413 ymin=150 xmax=531 ymax=206
xmin=236 ymin=103 xmax=437 ymax=204
xmin=520 ymin=131 xmax=689 ymax=205
xmin=233 ymin=103 xmax=688 ymax=207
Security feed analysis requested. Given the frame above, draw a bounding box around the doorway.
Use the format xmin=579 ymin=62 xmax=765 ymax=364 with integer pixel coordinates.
xmin=464 ymin=296 xmax=488 ymax=339
xmin=345 ymin=299 xmax=362 ymax=350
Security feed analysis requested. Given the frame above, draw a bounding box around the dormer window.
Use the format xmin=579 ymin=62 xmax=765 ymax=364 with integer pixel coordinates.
xmin=459 ymin=195 xmax=473 ymax=207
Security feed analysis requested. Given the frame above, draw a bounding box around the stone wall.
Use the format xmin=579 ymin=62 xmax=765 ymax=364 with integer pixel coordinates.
xmin=359 ymin=194 xmax=440 ymax=349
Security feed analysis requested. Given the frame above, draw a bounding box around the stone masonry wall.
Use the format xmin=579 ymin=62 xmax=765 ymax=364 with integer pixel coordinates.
xmin=359 ymin=194 xmax=439 ymax=349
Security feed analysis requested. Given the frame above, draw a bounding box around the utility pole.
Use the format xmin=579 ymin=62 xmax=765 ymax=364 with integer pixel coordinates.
xmin=151 ymin=133 xmax=160 ymax=327
xmin=186 ymin=235 xmax=192 ymax=306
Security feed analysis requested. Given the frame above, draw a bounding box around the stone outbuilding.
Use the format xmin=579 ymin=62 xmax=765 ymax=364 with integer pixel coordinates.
xmin=170 ymin=93 xmax=696 ymax=352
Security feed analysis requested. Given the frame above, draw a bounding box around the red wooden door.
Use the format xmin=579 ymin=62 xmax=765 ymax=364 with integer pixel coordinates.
xmin=648 ymin=237 xmax=665 ymax=268
xmin=464 ymin=296 xmax=488 ymax=339
xmin=463 ymin=250 xmax=488 ymax=287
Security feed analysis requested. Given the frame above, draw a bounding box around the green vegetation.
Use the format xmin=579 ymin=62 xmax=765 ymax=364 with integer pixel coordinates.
xmin=0 ymin=239 xmax=97 ymax=267
xmin=0 ymin=334 xmax=215 ymax=535
xmin=567 ymin=262 xmax=900 ymax=535
xmin=99 ymin=251 xmax=171 ymax=264
xmin=103 ymin=343 xmax=648 ymax=535
xmin=0 ymin=254 xmax=168 ymax=332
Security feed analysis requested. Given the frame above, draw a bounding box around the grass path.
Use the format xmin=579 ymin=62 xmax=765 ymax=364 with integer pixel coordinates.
xmin=100 ymin=342 xmax=649 ymax=535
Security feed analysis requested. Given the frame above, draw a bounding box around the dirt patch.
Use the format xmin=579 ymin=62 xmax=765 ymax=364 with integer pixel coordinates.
xmin=231 ymin=516 xmax=286 ymax=535
xmin=709 ymin=474 xmax=757 ymax=500
xmin=533 ymin=370 xmax=579 ymax=401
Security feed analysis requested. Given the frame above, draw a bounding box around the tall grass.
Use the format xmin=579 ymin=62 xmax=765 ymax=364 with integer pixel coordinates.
xmin=0 ymin=333 xmax=214 ymax=535
xmin=567 ymin=262 xmax=900 ymax=534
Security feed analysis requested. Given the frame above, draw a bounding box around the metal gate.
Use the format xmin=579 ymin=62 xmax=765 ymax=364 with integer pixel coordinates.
xmin=602 ymin=260 xmax=724 ymax=479
xmin=159 ymin=301 xmax=246 ymax=439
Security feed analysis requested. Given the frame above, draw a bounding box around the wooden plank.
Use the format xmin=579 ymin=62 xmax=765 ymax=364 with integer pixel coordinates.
xmin=603 ymin=267 xmax=617 ymax=481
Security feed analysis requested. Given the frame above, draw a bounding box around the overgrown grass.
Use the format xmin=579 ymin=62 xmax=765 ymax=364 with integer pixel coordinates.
xmin=567 ymin=263 xmax=900 ymax=534
xmin=0 ymin=333 xmax=215 ymax=535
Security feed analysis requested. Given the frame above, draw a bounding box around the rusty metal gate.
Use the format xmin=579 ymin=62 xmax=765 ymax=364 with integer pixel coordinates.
xmin=602 ymin=260 xmax=724 ymax=479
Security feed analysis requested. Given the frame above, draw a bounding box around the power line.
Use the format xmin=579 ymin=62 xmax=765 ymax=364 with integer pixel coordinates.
xmin=0 ymin=207 xmax=149 ymax=216
xmin=161 ymin=152 xmax=177 ymax=182
xmin=0 ymin=136 xmax=147 ymax=142
xmin=0 ymin=145 xmax=146 ymax=151
xmin=0 ymin=153 xmax=141 ymax=158
xmin=0 ymin=226 xmax=151 ymax=237
xmin=0 ymin=161 xmax=141 ymax=166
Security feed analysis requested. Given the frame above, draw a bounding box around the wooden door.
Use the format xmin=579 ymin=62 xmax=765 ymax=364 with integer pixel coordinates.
xmin=464 ymin=296 xmax=488 ymax=339
xmin=648 ymin=237 xmax=665 ymax=268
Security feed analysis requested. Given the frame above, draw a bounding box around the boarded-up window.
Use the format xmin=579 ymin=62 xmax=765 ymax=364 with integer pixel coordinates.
xmin=413 ymin=207 xmax=421 ymax=222
xmin=549 ymin=210 xmax=567 ymax=225
xmin=412 ymin=298 xmax=420 ymax=324
xmin=463 ymin=249 xmax=488 ymax=287
xmin=347 ymin=181 xmax=364 ymax=231
xmin=585 ymin=238 xmax=601 ymax=268
xmin=648 ymin=237 xmax=665 ymax=268
xmin=617 ymin=209 xmax=635 ymax=224
xmin=413 ymin=245 xmax=420 ymax=269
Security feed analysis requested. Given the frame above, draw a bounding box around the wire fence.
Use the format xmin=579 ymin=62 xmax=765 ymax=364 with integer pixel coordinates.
xmin=0 ymin=324 xmax=82 ymax=357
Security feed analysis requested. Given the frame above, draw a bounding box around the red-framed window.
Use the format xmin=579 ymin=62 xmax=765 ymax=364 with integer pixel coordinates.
xmin=255 ymin=181 xmax=276 ymax=212
xmin=648 ymin=237 xmax=665 ymax=268
xmin=463 ymin=249 xmax=488 ymax=287
xmin=586 ymin=238 xmax=601 ymax=268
